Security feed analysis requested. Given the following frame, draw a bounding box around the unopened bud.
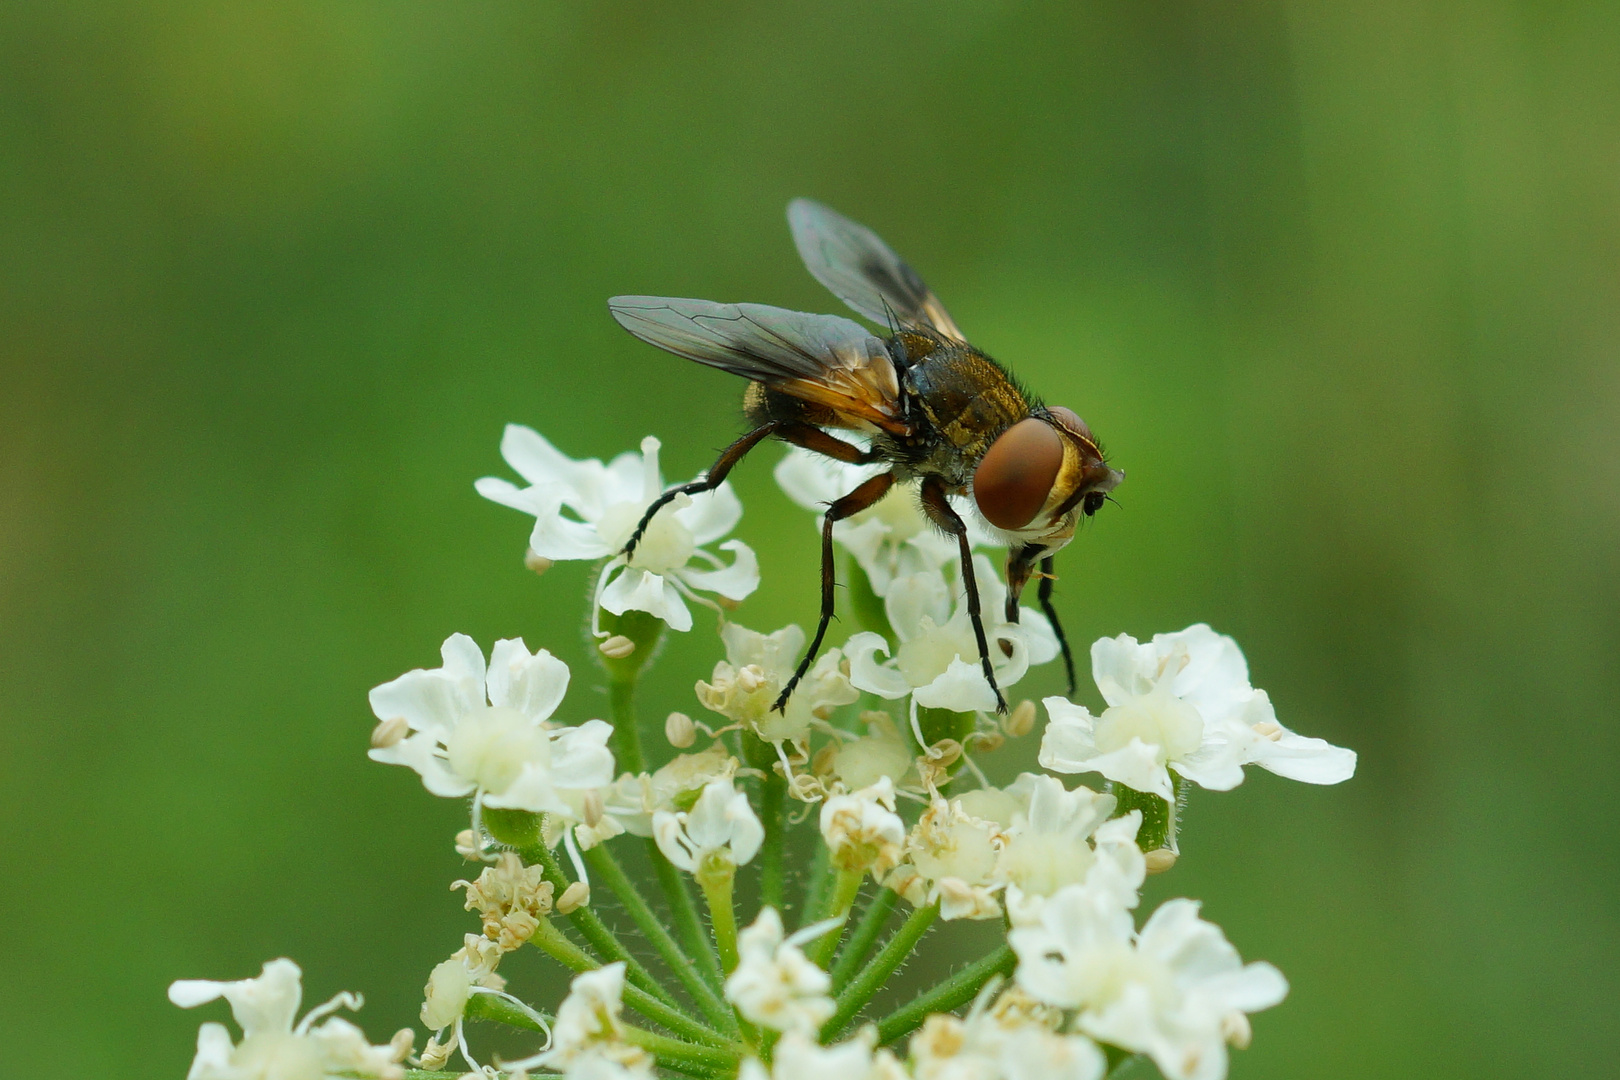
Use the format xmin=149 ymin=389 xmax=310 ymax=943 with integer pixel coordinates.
xmin=1251 ymin=720 xmax=1283 ymax=741
xmin=454 ymin=829 xmax=483 ymax=860
xmin=928 ymin=739 xmax=963 ymax=768
xmin=1003 ymin=700 xmax=1036 ymax=738
xmin=388 ymin=1028 xmax=414 ymax=1063
xmin=598 ymin=635 xmax=636 ymax=660
xmin=1144 ymin=848 xmax=1179 ymax=875
xmin=557 ymin=881 xmax=590 ymax=913
xmin=419 ymin=1035 xmax=453 ymax=1070
xmin=665 ymin=711 xmax=696 ymax=748
xmin=370 ymin=716 xmax=409 ymax=749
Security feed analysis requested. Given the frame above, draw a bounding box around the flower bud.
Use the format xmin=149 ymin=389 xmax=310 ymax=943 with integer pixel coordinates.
xmin=419 ymin=1035 xmax=453 ymax=1069
xmin=523 ymin=548 xmax=554 ymax=575
xmin=1144 ymin=848 xmax=1179 ymax=875
xmin=599 ymin=635 xmax=636 ymax=660
xmin=965 ymin=731 xmax=1004 ymax=754
xmin=388 ymin=1029 xmax=414 ymax=1063
xmin=1221 ymin=1010 xmax=1253 ymax=1048
xmin=928 ymin=739 xmax=963 ymax=768
xmin=370 ymin=716 xmax=409 ymax=749
xmin=1003 ymin=699 xmax=1036 ymax=738
xmin=666 ymin=711 xmax=697 ymax=748
xmin=557 ymin=881 xmax=590 ymax=913
xmin=735 ymin=664 xmax=767 ymax=693
xmin=454 ymin=829 xmax=483 ymax=860
xmin=581 ymin=789 xmax=605 ymax=828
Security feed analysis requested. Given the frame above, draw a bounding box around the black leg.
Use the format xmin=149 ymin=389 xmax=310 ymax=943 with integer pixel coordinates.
xmin=1037 ymin=555 xmax=1077 ymax=696
xmin=624 ymin=421 xmax=879 ymax=558
xmin=919 ymin=478 xmax=1009 ymax=715
xmin=771 ymin=470 xmax=897 ymax=713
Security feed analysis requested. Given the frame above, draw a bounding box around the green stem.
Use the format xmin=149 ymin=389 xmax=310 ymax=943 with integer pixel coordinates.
xmin=463 ymin=989 xmax=551 ymax=1033
xmin=807 ymin=868 xmax=864 ymax=969
xmin=759 ymin=768 xmax=786 ymax=911
xmin=623 ymin=1025 xmax=744 ymax=1072
xmin=518 ymin=837 xmax=680 ymax=1010
xmin=585 ymin=844 xmax=739 ymax=1035
xmin=697 ymin=864 xmax=740 ymax=973
xmin=609 ymin=677 xmax=647 ymax=775
xmin=650 ymin=839 xmax=728 ymax=994
xmin=871 ymin=944 xmax=1016 ymax=1044
xmin=820 ymin=902 xmax=939 ymax=1040
xmin=528 ymin=919 xmax=732 ymax=1049
xmin=829 ymin=887 xmax=899 ymax=992
xmin=797 ymin=842 xmax=832 ymax=931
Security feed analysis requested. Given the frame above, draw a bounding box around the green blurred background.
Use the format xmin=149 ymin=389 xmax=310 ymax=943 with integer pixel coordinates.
xmin=3 ymin=2 xmax=1616 ymax=1076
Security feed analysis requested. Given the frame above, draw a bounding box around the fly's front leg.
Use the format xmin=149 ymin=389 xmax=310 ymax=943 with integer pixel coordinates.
xmin=1036 ymin=555 xmax=1077 ymax=696
xmin=772 ymin=469 xmax=897 ymax=713
xmin=920 ymin=478 xmax=1008 ymax=715
xmin=623 ymin=422 xmax=779 ymax=558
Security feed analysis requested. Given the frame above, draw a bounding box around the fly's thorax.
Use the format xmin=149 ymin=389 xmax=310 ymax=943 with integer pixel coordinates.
xmin=902 ymin=345 xmax=1031 ymax=478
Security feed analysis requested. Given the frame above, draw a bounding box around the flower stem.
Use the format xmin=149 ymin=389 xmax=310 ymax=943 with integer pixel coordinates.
xmin=759 ymin=768 xmax=786 ymax=911
xmin=807 ymin=868 xmax=864 ymax=969
xmin=609 ymin=677 xmax=647 ymax=775
xmin=871 ymin=944 xmax=1016 ymax=1044
xmin=528 ymin=918 xmax=732 ymax=1049
xmin=622 ymin=1024 xmax=744 ymax=1072
xmin=797 ymin=841 xmax=832 ymax=931
xmin=697 ymin=864 xmax=741 ymax=974
xmin=585 ymin=843 xmax=739 ymax=1035
xmin=650 ymin=839 xmax=728 ymax=994
xmin=820 ymin=901 xmax=939 ymax=1040
xmin=463 ymin=989 xmax=550 ymax=1032
xmin=519 ymin=836 xmax=681 ymax=1011
xmin=829 ymin=887 xmax=899 ymax=992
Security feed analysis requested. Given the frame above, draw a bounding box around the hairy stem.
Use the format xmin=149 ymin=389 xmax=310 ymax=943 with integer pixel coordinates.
xmin=821 ymin=901 xmax=939 ymax=1040
xmin=807 ymin=868 xmax=864 ymax=969
xmin=759 ymin=768 xmax=787 ymax=911
xmin=623 ymin=1025 xmax=744 ymax=1072
xmin=519 ymin=835 xmax=680 ymax=1010
xmin=528 ymin=919 xmax=731 ymax=1049
xmin=609 ymin=677 xmax=647 ymax=776
xmin=871 ymin=944 xmax=1016 ymax=1044
xmin=697 ymin=864 xmax=740 ymax=974
xmin=585 ymin=844 xmax=738 ymax=1035
xmin=650 ymin=839 xmax=728 ymax=994
xmin=829 ymin=887 xmax=899 ymax=992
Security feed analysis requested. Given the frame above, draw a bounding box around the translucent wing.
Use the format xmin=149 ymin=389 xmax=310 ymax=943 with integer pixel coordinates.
xmin=788 ymin=198 xmax=966 ymax=342
xmin=608 ymin=296 xmax=906 ymax=432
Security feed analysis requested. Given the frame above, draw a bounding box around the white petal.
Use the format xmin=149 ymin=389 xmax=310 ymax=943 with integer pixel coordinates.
xmin=1090 ymin=633 xmax=1149 ymax=707
xmin=1163 ymin=624 xmax=1253 ymax=725
xmin=914 ymin=657 xmax=999 ymax=713
xmin=529 ymin=507 xmax=615 ymax=561
xmin=368 ymin=731 xmax=475 ymax=797
xmin=499 ymin=423 xmax=581 ymax=487
xmin=222 ymin=958 xmax=304 ymax=1037
xmin=474 ymin=475 xmax=551 ymax=515
xmin=845 ymin=632 xmax=913 ymax=699
xmin=1203 ymin=961 xmax=1289 ymax=1013
xmin=885 ymin=571 xmax=951 ymax=643
xmin=169 ymin=979 xmax=231 ymax=1009
xmin=681 ymin=540 xmax=760 ymax=601
xmin=675 ymin=482 xmax=744 ymax=545
xmin=487 ymin=639 xmax=571 ymax=722
xmin=599 ymin=568 xmax=693 ymax=632
xmin=549 ymin=720 xmax=618 ymax=789
xmin=186 ymin=1022 xmax=236 ymax=1080
xmin=1037 ymin=698 xmax=1101 ymax=771
xmin=1248 ymin=726 xmax=1357 ymax=784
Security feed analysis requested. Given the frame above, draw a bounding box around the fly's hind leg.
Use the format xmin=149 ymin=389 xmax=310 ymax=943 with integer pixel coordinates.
xmin=920 ymin=477 xmax=1009 ymax=715
xmin=772 ymin=469 xmax=897 ymax=713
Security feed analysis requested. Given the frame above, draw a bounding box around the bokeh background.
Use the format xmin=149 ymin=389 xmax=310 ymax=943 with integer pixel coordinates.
xmin=3 ymin=2 xmax=1617 ymax=1076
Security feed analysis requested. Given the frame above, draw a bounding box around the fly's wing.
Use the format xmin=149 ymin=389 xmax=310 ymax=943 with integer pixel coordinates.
xmin=608 ymin=296 xmax=907 ymax=433
xmin=788 ymin=198 xmax=966 ymax=342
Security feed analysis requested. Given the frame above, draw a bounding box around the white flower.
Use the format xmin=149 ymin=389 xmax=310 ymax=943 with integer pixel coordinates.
xmin=988 ymin=774 xmax=1145 ymax=919
xmin=168 ymin=958 xmax=403 ymax=1080
xmin=820 ymin=776 xmax=906 ymax=877
xmin=846 ymin=557 xmax=1058 ymax=714
xmin=724 ymin=907 xmax=835 ymax=1035
xmin=477 ymin=425 xmax=759 ymax=632
xmin=1040 ymin=624 xmax=1356 ymax=802
xmin=745 ymin=1030 xmax=907 ymax=1080
xmin=420 ymin=934 xmax=504 ymax=1031
xmin=1011 ymin=891 xmax=1288 ymax=1080
xmin=696 ymin=622 xmax=859 ymax=743
xmin=909 ymin=989 xmax=1105 ymax=1080
xmin=829 ymin=712 xmax=916 ymax=792
xmin=886 ymin=798 xmax=1006 ymax=920
xmin=652 ymin=777 xmax=764 ymax=873
xmin=367 ymin=633 xmax=615 ymax=819
xmin=514 ymin=963 xmax=652 ymax=1080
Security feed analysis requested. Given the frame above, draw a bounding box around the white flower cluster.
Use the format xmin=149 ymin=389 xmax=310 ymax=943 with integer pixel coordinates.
xmin=171 ymin=424 xmax=1358 ymax=1080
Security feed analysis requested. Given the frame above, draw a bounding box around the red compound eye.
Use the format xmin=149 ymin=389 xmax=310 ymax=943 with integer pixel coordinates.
xmin=974 ymin=418 xmax=1064 ymax=530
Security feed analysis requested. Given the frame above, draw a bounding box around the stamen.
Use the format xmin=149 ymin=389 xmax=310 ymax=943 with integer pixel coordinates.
xmin=639 ymin=436 xmax=663 ymax=502
xmin=562 ymin=827 xmax=590 ymax=889
xmin=294 ymin=990 xmax=363 ymax=1035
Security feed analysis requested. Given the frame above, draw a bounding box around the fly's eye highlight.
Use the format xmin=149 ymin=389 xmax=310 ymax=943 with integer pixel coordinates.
xmin=973 ymin=418 xmax=1064 ymax=530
